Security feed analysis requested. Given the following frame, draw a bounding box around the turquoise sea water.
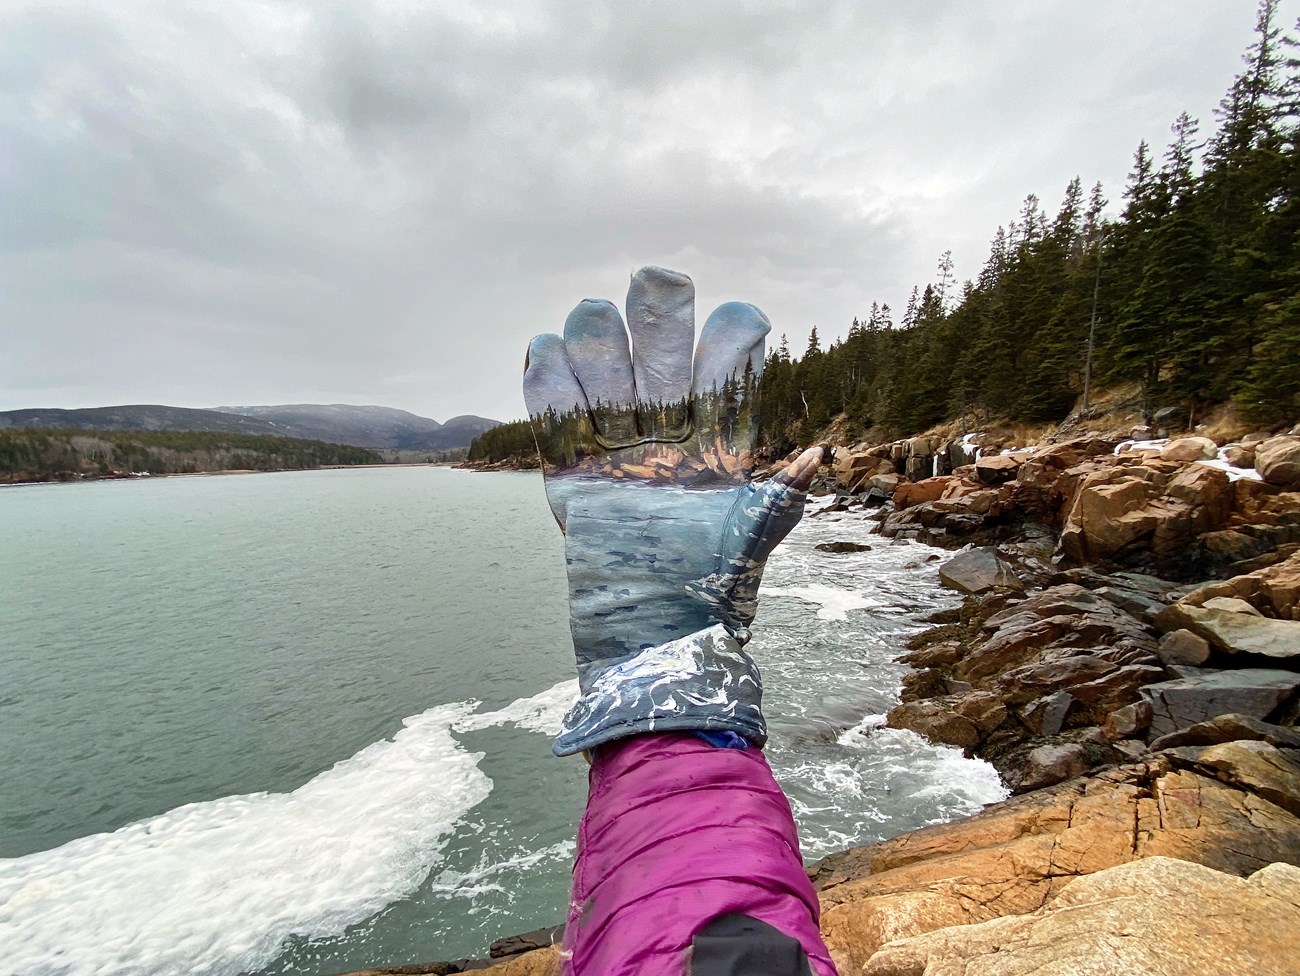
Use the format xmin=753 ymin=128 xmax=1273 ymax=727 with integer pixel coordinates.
xmin=0 ymin=467 xmax=1004 ymax=975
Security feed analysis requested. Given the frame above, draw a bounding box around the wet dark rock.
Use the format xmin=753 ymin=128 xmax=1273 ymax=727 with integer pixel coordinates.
xmin=886 ymin=699 xmax=981 ymax=751
xmin=1067 ymin=664 xmax=1166 ymax=721
xmin=997 ymin=653 xmax=1116 ymax=706
xmin=951 ymin=691 xmax=1008 ymax=735
xmin=489 ymin=925 xmax=564 ymax=958
xmin=974 ymin=454 xmax=1021 ymax=484
xmin=1091 ymin=585 xmax=1167 ymax=621
xmin=1140 ymin=669 xmax=1300 ymax=738
xmin=1148 ymin=713 xmax=1300 ymax=751
xmin=898 ymin=640 xmax=965 ymax=670
xmin=1018 ymin=742 xmax=1090 ymax=792
xmin=900 ymin=668 xmax=948 ymax=702
xmin=938 ymin=547 xmax=1023 ymax=595
xmin=1020 ymin=692 xmax=1075 ymax=737
xmin=815 ymin=541 xmax=874 ymax=554
xmin=957 ymin=617 xmax=1072 ymax=684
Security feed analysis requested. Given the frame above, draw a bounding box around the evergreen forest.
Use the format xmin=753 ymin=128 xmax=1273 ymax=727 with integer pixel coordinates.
xmin=760 ymin=1 xmax=1300 ymax=451
xmin=0 ymin=428 xmax=382 ymax=483
xmin=471 ymin=2 xmax=1300 ymax=466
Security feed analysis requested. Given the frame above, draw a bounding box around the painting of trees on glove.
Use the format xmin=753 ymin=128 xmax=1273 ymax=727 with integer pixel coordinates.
xmin=524 ymin=266 xmax=822 ymax=756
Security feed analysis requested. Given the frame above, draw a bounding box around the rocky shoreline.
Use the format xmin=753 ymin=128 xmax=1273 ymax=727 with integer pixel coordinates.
xmin=350 ymin=428 xmax=1300 ymax=975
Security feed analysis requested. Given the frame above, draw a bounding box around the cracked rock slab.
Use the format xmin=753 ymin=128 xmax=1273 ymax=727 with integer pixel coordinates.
xmin=862 ymin=856 xmax=1300 ymax=976
xmin=1139 ymin=669 xmax=1300 ymax=737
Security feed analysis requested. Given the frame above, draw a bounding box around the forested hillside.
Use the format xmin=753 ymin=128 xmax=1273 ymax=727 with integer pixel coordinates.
xmin=466 ymin=420 xmax=537 ymax=465
xmin=471 ymin=3 xmax=1300 ymax=467
xmin=0 ymin=429 xmax=382 ymax=483
xmin=760 ymin=1 xmax=1300 ymax=451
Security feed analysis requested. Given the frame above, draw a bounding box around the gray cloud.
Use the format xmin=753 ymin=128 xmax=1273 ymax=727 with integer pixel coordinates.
xmin=0 ymin=1 xmax=1281 ymax=422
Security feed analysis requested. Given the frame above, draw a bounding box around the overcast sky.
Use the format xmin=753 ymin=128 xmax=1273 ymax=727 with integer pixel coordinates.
xmin=1 ymin=1 xmax=1289 ymax=422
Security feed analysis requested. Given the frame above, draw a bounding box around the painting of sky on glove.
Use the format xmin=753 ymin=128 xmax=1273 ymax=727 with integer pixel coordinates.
xmin=523 ymin=266 xmax=823 ymax=757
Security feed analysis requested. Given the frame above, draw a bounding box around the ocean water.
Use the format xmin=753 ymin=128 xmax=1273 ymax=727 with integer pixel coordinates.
xmin=0 ymin=468 xmax=1005 ymax=975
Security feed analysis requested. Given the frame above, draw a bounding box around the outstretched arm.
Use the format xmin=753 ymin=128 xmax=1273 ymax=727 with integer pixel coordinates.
xmin=523 ymin=267 xmax=837 ymax=975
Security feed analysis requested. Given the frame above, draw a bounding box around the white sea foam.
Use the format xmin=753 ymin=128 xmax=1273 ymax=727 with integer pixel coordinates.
xmin=762 ymin=583 xmax=884 ymax=621
xmin=429 ymin=839 xmax=576 ymax=901
xmin=0 ymin=702 xmax=494 ymax=976
xmin=841 ymin=724 xmax=1008 ymax=814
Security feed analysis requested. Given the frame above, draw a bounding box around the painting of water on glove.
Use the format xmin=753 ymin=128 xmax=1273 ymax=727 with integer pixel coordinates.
xmin=523 ymin=266 xmax=823 ymax=756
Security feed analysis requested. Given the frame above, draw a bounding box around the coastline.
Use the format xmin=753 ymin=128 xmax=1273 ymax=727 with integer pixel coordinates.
xmin=0 ymin=461 xmax=467 ymax=488
xmin=366 ymin=429 xmax=1300 ymax=974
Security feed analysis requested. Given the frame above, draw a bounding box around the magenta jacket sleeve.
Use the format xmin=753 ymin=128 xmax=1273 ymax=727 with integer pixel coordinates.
xmin=561 ymin=733 xmax=838 ymax=975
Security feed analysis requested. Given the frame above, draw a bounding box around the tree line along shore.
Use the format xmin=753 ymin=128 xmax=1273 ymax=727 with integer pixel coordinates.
xmin=0 ymin=427 xmax=385 ymax=484
xmin=468 ymin=3 xmax=1300 ymax=472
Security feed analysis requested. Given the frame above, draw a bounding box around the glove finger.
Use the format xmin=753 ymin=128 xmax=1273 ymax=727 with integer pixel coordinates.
xmin=689 ymin=446 xmax=821 ymax=632
xmin=524 ymin=334 xmax=600 ymax=527
xmin=626 ymin=266 xmax=694 ymax=441
xmin=692 ymin=301 xmax=770 ymax=481
xmin=722 ymin=445 xmax=822 ymax=568
xmin=563 ymin=299 xmax=640 ymax=446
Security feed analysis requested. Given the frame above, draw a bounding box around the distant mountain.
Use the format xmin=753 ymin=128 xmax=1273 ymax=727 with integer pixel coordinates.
xmin=0 ymin=405 xmax=283 ymax=437
xmin=0 ymin=403 xmax=502 ymax=451
xmin=428 ymin=415 xmax=503 ymax=450
xmin=213 ymin=404 xmax=441 ymax=449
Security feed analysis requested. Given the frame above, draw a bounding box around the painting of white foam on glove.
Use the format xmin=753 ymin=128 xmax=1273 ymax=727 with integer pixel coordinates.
xmin=524 ymin=268 xmax=822 ymax=757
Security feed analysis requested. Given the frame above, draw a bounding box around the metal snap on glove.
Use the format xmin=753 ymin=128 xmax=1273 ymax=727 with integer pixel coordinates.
xmin=524 ymin=266 xmax=823 ymax=756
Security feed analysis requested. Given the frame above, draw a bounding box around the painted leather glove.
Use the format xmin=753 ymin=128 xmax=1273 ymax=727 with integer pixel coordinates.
xmin=523 ymin=266 xmax=823 ymax=757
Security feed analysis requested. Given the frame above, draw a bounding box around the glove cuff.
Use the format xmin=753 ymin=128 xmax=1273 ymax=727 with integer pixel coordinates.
xmin=552 ymin=624 xmax=766 ymax=757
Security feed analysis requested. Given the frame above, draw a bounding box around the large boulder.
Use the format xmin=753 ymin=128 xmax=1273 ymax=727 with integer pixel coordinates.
xmin=937 ymin=547 xmax=1023 ymax=594
xmin=996 ymin=653 xmax=1116 ymax=706
xmin=1257 ymin=436 xmax=1300 ymax=489
xmin=1177 ymin=550 xmax=1300 ymax=621
xmin=885 ymin=700 xmax=981 ymax=751
xmin=893 ymin=476 xmax=954 ymax=508
xmin=1156 ymin=628 xmax=1212 ymax=666
xmin=1180 ymin=740 xmax=1300 ymax=817
xmin=1149 ymin=713 xmax=1300 ymax=751
xmin=1102 ymin=700 xmax=1153 ymax=740
xmin=974 ymin=454 xmax=1021 ymax=485
xmin=860 ymin=857 xmax=1300 ymax=976
xmin=1056 ymin=462 xmax=1234 ymax=564
xmin=832 ymin=449 xmax=871 ymax=488
xmin=1057 ymin=473 xmax=1156 ymax=562
xmin=1157 ymin=603 xmax=1300 ymax=658
xmin=1224 ymin=443 xmax=1256 ymax=468
xmin=1014 ymin=436 xmax=1118 ymax=490
xmin=1161 ymin=436 xmax=1219 ymax=461
xmin=1017 ymin=742 xmax=1090 ymax=791
xmin=814 ymin=749 xmax=1300 ymax=974
xmin=955 ymin=584 xmax=1156 ymax=686
xmin=866 ymin=472 xmax=903 ymax=497
xmin=833 ymin=450 xmax=894 ymax=492
xmin=1139 ymin=669 xmax=1300 ymax=737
